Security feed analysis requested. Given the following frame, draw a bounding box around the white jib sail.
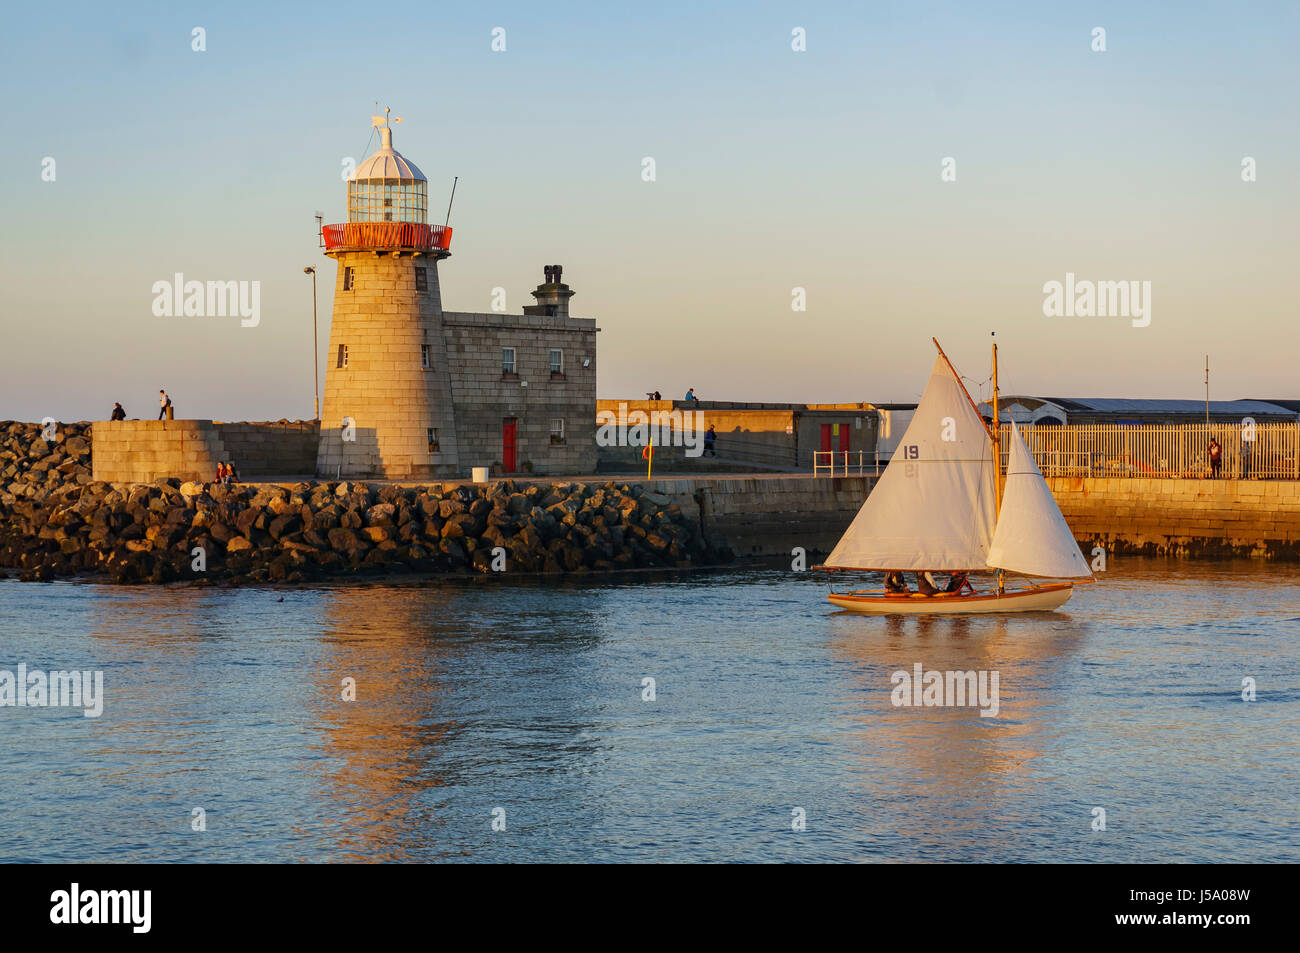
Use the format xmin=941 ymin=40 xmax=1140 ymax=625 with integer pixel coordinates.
xmin=824 ymin=355 xmax=997 ymax=570
xmin=986 ymin=421 xmax=1094 ymax=579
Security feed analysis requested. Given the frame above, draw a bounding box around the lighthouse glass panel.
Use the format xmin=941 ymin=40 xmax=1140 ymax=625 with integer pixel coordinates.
xmin=348 ymin=179 xmax=427 ymax=223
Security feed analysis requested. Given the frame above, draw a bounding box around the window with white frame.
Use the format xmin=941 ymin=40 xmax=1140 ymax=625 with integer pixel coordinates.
xmin=502 ymin=347 xmax=517 ymax=377
xmin=550 ymin=418 xmax=565 ymax=444
xmin=549 ymin=348 xmax=563 ymax=377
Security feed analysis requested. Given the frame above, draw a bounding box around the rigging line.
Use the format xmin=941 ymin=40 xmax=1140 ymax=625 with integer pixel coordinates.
xmin=932 ymin=338 xmax=995 ymax=441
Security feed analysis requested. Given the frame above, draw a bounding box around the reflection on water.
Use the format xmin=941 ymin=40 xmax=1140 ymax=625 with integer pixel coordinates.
xmin=828 ymin=612 xmax=1088 ymax=859
xmin=0 ymin=559 xmax=1296 ymax=862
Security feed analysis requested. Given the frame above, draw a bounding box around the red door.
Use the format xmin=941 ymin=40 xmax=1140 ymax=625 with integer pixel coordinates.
xmin=820 ymin=424 xmax=832 ymax=452
xmin=838 ymin=423 xmax=850 ymax=452
xmin=502 ymin=417 xmax=517 ymax=472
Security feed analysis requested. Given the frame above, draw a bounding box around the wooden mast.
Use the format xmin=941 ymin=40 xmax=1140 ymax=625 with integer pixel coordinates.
xmin=992 ymin=336 xmax=1001 ymax=514
xmin=992 ymin=334 xmax=1004 ymax=593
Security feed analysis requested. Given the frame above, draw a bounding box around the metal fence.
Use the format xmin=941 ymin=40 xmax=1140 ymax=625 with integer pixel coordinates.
xmin=810 ymin=423 xmax=1300 ymax=480
xmin=812 ymin=450 xmax=880 ymax=476
xmin=1008 ymin=423 xmax=1300 ymax=480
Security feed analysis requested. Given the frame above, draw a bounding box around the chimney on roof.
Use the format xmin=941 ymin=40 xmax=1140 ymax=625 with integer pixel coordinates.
xmin=524 ymin=264 xmax=575 ymax=318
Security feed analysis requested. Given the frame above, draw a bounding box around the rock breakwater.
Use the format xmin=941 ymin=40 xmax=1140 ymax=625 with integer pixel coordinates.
xmin=1 ymin=468 xmax=730 ymax=584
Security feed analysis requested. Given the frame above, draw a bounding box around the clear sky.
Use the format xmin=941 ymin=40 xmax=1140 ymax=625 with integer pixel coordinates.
xmin=2 ymin=1 xmax=1296 ymax=422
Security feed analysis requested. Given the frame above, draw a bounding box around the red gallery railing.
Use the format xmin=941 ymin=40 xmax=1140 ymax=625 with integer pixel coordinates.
xmin=321 ymin=222 xmax=453 ymax=252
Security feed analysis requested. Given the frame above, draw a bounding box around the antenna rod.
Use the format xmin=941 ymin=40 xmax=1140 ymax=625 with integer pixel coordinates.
xmin=444 ymin=176 xmax=459 ymax=229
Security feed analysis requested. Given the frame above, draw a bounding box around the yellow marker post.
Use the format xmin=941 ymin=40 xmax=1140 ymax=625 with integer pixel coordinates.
xmin=642 ymin=441 xmax=654 ymax=479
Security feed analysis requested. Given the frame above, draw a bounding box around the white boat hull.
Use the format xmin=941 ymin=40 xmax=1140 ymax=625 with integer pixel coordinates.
xmin=828 ymin=583 xmax=1074 ymax=615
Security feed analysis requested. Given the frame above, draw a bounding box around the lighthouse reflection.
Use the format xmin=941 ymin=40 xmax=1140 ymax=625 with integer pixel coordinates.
xmin=307 ymin=585 xmax=464 ymax=861
xmin=827 ymin=611 xmax=1086 ymax=858
xmin=308 ymin=581 xmax=607 ymax=861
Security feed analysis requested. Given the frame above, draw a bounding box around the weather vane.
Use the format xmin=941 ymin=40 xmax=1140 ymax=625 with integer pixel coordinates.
xmin=371 ymin=106 xmax=403 ymax=129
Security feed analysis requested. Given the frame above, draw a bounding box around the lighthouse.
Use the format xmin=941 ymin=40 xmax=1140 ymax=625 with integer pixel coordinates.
xmin=316 ymin=111 xmax=599 ymax=480
xmin=316 ymin=111 xmax=461 ymax=479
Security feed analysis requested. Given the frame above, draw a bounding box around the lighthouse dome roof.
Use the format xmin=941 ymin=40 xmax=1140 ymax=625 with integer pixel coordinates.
xmin=351 ymin=126 xmax=426 ymax=182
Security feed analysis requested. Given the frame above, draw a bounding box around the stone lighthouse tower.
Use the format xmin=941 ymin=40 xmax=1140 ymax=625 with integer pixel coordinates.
xmin=316 ymin=112 xmax=460 ymax=479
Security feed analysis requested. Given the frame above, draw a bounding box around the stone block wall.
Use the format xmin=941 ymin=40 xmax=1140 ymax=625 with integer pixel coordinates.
xmin=92 ymin=419 xmax=320 ymax=483
xmin=635 ymin=474 xmax=875 ymax=556
xmin=92 ymin=420 xmax=227 ymax=483
xmin=442 ymin=312 xmax=597 ymax=475
xmin=606 ymin=475 xmax=1300 ymax=560
xmin=212 ymin=421 xmax=320 ymax=476
xmin=1048 ymin=477 xmax=1300 ymax=557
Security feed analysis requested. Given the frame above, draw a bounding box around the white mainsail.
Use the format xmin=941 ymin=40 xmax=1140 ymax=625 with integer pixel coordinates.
xmin=986 ymin=422 xmax=1094 ymax=579
xmin=824 ymin=355 xmax=997 ymax=570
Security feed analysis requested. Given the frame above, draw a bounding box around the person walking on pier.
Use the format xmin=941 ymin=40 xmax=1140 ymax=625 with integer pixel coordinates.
xmin=158 ymin=390 xmax=173 ymax=420
xmin=1208 ymin=437 xmax=1222 ymax=479
xmin=704 ymin=425 xmax=717 ymax=457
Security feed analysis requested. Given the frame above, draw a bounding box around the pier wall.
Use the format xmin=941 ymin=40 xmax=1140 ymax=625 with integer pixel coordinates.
xmin=1047 ymin=477 xmax=1300 ymax=558
xmin=92 ymin=420 xmax=318 ymax=483
xmin=632 ymin=475 xmax=876 ymax=556
xmin=611 ymin=475 xmax=1300 ymax=560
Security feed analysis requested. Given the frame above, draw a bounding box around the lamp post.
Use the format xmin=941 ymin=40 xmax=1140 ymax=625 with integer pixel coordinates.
xmin=304 ymin=266 xmax=319 ymax=420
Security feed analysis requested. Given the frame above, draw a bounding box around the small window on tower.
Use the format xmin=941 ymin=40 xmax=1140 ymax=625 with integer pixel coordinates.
xmin=337 ymin=344 xmax=348 ymax=369
xmin=550 ymin=418 xmax=566 ymax=445
xmin=428 ymin=428 xmax=440 ymax=453
xmin=343 ymin=267 xmax=354 ymax=291
xmin=421 ymin=344 xmax=431 ymax=369
xmin=501 ymin=347 xmax=517 ymax=378
xmin=415 ymin=267 xmax=428 ymax=292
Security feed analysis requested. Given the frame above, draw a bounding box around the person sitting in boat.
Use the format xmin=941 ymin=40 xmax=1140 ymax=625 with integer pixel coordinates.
xmin=916 ymin=572 xmax=942 ymax=595
xmin=944 ymin=572 xmax=973 ymax=594
xmin=884 ymin=570 xmax=909 ymax=593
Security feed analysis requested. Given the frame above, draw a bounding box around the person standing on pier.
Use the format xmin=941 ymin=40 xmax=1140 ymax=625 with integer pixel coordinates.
xmin=1208 ymin=437 xmax=1222 ymax=478
xmin=110 ymin=402 xmax=126 ymax=421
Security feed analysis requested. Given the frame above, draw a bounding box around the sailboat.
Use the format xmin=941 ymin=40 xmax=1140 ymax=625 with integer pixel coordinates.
xmin=816 ymin=338 xmax=1094 ymax=614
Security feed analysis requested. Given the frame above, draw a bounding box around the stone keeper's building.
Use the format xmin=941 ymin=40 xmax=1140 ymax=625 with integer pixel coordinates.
xmin=315 ymin=115 xmax=597 ymax=480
